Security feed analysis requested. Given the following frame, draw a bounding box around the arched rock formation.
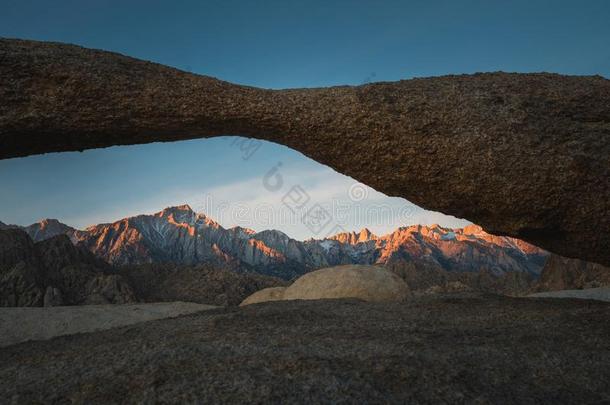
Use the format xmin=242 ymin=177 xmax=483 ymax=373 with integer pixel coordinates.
xmin=1 ymin=39 xmax=609 ymax=265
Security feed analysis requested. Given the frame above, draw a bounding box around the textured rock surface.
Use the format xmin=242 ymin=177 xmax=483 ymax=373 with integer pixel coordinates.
xmin=0 ymin=229 xmax=285 ymax=307
xmin=1 ymin=39 xmax=609 ymax=265
xmin=534 ymin=254 xmax=610 ymax=291
xmin=23 ymin=219 xmax=76 ymax=242
xmin=83 ymin=274 xmax=137 ymax=305
xmin=1 ymin=297 xmax=608 ymax=402
xmin=0 ymin=230 xmax=134 ymax=306
xmin=239 ymin=286 xmax=287 ymax=306
xmin=0 ymin=302 xmax=216 ymax=347
xmin=528 ymin=287 xmax=610 ymax=302
xmin=387 ymin=260 xmax=537 ymax=296
xmin=242 ymin=265 xmax=410 ymax=304
xmin=0 ymin=229 xmax=39 ymax=269
xmin=0 ymin=263 xmax=44 ymax=307
xmin=43 ymin=286 xmax=63 ymax=307
xmin=0 ymin=230 xmax=45 ymax=306
xmin=121 ymin=263 xmax=286 ymax=306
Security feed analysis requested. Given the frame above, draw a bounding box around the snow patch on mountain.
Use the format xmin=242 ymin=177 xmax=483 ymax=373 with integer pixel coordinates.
xmin=0 ymin=206 xmax=549 ymax=278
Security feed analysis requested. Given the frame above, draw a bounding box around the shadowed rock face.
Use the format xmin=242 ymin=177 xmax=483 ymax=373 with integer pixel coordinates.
xmin=1 ymin=39 xmax=609 ymax=265
xmin=0 ymin=229 xmax=137 ymax=306
xmin=535 ymin=254 xmax=610 ymax=291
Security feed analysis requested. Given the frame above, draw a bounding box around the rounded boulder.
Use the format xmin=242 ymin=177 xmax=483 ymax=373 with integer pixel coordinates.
xmin=240 ymin=265 xmax=409 ymax=305
xmin=239 ymin=287 xmax=287 ymax=306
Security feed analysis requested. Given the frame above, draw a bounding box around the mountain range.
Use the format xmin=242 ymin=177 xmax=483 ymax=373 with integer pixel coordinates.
xmin=1 ymin=205 xmax=549 ymax=279
xmin=0 ymin=228 xmax=136 ymax=306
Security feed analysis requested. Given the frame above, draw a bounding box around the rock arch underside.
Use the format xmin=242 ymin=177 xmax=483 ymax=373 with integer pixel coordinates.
xmin=0 ymin=39 xmax=609 ymax=266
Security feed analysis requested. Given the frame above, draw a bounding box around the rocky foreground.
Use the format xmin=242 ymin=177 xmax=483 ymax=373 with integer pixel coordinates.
xmin=1 ymin=294 xmax=608 ymax=403
xmin=0 ymin=302 xmax=216 ymax=347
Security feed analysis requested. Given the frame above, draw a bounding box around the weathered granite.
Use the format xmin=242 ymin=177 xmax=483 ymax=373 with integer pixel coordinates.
xmin=1 ymin=38 xmax=609 ymax=265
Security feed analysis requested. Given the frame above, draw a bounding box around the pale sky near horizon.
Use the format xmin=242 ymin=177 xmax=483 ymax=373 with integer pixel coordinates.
xmin=1 ymin=0 xmax=609 ymax=239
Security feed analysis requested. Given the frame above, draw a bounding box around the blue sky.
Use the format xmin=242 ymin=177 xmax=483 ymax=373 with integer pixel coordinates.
xmin=1 ymin=0 xmax=609 ymax=238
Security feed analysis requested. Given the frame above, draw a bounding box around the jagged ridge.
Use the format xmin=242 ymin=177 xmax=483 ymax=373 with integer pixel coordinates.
xmin=5 ymin=205 xmax=548 ymax=279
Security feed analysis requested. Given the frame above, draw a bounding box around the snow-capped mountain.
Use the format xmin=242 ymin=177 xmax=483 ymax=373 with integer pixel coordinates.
xmin=24 ymin=219 xmax=76 ymax=243
xmin=8 ymin=205 xmax=548 ymax=279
